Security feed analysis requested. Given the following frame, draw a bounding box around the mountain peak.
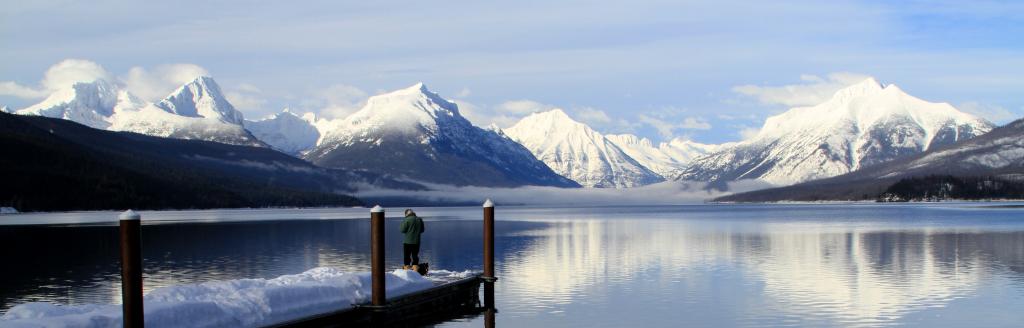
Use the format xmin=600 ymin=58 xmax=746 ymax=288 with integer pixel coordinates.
xmin=506 ymin=111 xmax=665 ymax=188
xmin=832 ymin=77 xmax=885 ymax=99
xmin=156 ymin=76 xmax=244 ymax=125
xmin=388 ymin=82 xmax=431 ymax=96
xmin=527 ymin=108 xmax=575 ymax=123
xmin=678 ymin=77 xmax=995 ymax=186
xmin=190 ymin=75 xmax=216 ymax=85
xmin=359 ymin=82 xmax=461 ymax=121
xmin=305 ymin=83 xmax=579 ymax=188
xmin=16 ymin=79 xmax=122 ymax=129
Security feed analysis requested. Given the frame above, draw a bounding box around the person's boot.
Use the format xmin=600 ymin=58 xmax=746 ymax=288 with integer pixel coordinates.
xmin=411 ymin=264 xmax=419 ymax=273
xmin=402 ymin=265 xmax=410 ymax=270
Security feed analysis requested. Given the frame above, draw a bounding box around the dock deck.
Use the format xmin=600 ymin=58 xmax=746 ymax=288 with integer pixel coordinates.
xmin=274 ymin=274 xmax=485 ymax=327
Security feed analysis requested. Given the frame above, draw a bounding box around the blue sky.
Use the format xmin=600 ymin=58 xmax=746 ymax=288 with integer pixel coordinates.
xmin=2 ymin=0 xmax=1024 ymax=144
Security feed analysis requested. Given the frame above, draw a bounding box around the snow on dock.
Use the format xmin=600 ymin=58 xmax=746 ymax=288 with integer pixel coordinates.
xmin=1 ymin=267 xmax=474 ymax=328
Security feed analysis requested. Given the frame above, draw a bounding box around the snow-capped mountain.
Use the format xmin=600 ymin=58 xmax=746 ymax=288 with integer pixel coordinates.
xmin=304 ymin=83 xmax=579 ymax=188
xmin=1 ymin=105 xmax=12 ymax=113
xmin=605 ymin=134 xmax=724 ymax=177
xmin=717 ymin=116 xmax=1024 ymax=202
xmin=16 ymin=80 xmax=137 ymax=129
xmin=245 ymin=109 xmax=321 ymax=155
xmin=676 ymin=78 xmax=995 ymax=185
xmin=505 ymin=109 xmax=664 ymax=188
xmin=155 ymin=76 xmax=244 ymax=125
xmin=865 ymin=118 xmax=1024 ymax=178
xmin=14 ymin=76 xmax=264 ymax=147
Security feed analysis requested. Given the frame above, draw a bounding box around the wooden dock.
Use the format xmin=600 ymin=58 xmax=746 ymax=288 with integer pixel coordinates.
xmin=274 ymin=274 xmax=486 ymax=327
xmin=113 ymin=200 xmax=500 ymax=327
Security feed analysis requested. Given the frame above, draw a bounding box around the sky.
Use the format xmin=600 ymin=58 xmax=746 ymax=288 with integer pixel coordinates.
xmin=2 ymin=0 xmax=1024 ymax=144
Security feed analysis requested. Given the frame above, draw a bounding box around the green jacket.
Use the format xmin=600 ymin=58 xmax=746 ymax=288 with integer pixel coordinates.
xmin=400 ymin=214 xmax=425 ymax=244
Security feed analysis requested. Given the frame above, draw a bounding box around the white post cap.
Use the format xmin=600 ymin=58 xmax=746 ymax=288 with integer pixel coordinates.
xmin=370 ymin=205 xmax=384 ymax=213
xmin=119 ymin=209 xmax=141 ymax=221
xmin=483 ymin=199 xmax=494 ymax=208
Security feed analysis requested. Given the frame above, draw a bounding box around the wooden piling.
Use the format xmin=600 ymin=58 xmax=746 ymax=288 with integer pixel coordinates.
xmin=484 ymin=307 xmax=496 ymax=328
xmin=119 ymin=210 xmax=144 ymax=328
xmin=370 ymin=205 xmax=386 ymax=307
xmin=482 ymin=199 xmax=495 ymax=281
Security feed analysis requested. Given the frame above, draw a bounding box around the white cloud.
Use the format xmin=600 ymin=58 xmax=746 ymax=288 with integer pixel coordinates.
xmin=0 ymin=81 xmax=47 ymax=99
xmin=122 ymin=64 xmax=210 ymax=101
xmin=455 ymin=87 xmax=472 ymax=98
xmin=733 ymin=72 xmax=872 ymax=107
xmin=0 ymin=59 xmax=114 ymax=99
xmin=738 ymin=125 xmax=761 ymax=140
xmin=41 ymin=59 xmax=114 ymax=91
xmin=225 ymin=83 xmax=268 ymax=113
xmin=454 ymin=100 xmax=499 ymax=127
xmin=638 ymin=114 xmax=712 ymax=139
xmin=680 ymin=117 xmax=712 ymax=130
xmin=570 ymin=107 xmax=639 ymax=135
xmin=456 ymin=99 xmax=559 ymax=128
xmin=574 ymin=107 xmax=612 ymax=124
xmin=495 ymin=100 xmax=554 ymax=115
xmin=957 ymin=101 xmax=1019 ymax=124
xmin=306 ymin=84 xmax=369 ymax=119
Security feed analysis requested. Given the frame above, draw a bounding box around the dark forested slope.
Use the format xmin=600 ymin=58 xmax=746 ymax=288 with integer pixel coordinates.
xmin=0 ymin=112 xmax=376 ymax=211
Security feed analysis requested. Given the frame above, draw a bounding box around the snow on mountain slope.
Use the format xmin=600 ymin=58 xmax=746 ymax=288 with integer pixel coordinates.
xmin=676 ymin=78 xmax=994 ymax=186
xmin=877 ymin=118 xmax=1024 ymax=176
xmin=110 ymin=104 xmax=264 ymax=147
xmin=15 ymin=80 xmax=130 ymax=129
xmin=505 ymin=110 xmax=664 ymax=188
xmin=305 ymin=83 xmax=579 ymax=188
xmin=245 ymin=109 xmax=321 ymax=155
xmin=717 ymin=117 xmax=1024 ymax=202
xmin=605 ymin=134 xmax=724 ymax=177
xmin=155 ymin=76 xmax=245 ymax=125
xmin=14 ymin=77 xmax=264 ymax=147
xmin=1 ymin=106 xmax=12 ymax=113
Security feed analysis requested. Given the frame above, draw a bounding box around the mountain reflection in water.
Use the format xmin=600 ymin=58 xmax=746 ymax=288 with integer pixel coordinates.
xmin=1 ymin=205 xmax=1023 ymax=327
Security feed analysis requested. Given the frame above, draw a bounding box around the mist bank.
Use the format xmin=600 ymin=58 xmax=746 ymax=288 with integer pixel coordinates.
xmin=355 ymin=180 xmax=775 ymax=206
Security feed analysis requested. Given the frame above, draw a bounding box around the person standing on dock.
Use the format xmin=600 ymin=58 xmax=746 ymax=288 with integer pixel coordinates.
xmin=400 ymin=209 xmax=425 ymax=270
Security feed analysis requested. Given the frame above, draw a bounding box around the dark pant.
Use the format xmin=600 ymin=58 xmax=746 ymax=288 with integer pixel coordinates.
xmin=403 ymin=243 xmax=420 ymax=266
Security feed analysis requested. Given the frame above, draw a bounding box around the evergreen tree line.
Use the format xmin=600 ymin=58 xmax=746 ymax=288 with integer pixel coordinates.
xmin=1 ymin=113 xmax=362 ymax=212
xmin=878 ymin=175 xmax=1024 ymax=202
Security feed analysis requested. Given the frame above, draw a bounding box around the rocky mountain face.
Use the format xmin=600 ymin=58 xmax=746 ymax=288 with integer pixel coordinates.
xmin=716 ymin=116 xmax=1024 ymax=202
xmin=304 ymin=83 xmax=579 ymax=188
xmin=675 ymin=78 xmax=994 ymax=186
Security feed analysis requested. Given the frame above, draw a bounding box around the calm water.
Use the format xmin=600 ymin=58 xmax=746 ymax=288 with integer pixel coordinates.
xmin=2 ymin=204 xmax=1024 ymax=327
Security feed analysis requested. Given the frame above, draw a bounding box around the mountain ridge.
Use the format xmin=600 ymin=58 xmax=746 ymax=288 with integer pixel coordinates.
xmin=715 ymin=116 xmax=1024 ymax=202
xmin=505 ymin=109 xmax=665 ymax=188
xmin=15 ymin=76 xmax=265 ymax=147
xmin=304 ymin=83 xmax=580 ymax=188
xmin=676 ymin=78 xmax=994 ymax=186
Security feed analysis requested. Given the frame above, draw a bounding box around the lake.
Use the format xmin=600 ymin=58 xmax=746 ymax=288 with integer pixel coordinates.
xmin=2 ymin=204 xmax=1023 ymax=327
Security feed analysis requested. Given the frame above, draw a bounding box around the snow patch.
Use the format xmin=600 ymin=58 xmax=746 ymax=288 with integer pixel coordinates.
xmin=0 ymin=267 xmax=433 ymax=328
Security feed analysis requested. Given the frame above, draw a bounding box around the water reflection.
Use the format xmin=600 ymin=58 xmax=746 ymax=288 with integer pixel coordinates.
xmin=0 ymin=218 xmax=540 ymax=310
xmin=2 ymin=206 xmax=1024 ymax=327
xmin=489 ymin=218 xmax=1024 ymax=327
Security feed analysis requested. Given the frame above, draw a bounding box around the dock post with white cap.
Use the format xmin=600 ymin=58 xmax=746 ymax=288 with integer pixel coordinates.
xmin=482 ymin=199 xmax=497 ymax=309
xmin=119 ymin=210 xmax=144 ymax=328
xmin=482 ymin=199 xmax=496 ymax=280
xmin=370 ymin=205 xmax=386 ymax=307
